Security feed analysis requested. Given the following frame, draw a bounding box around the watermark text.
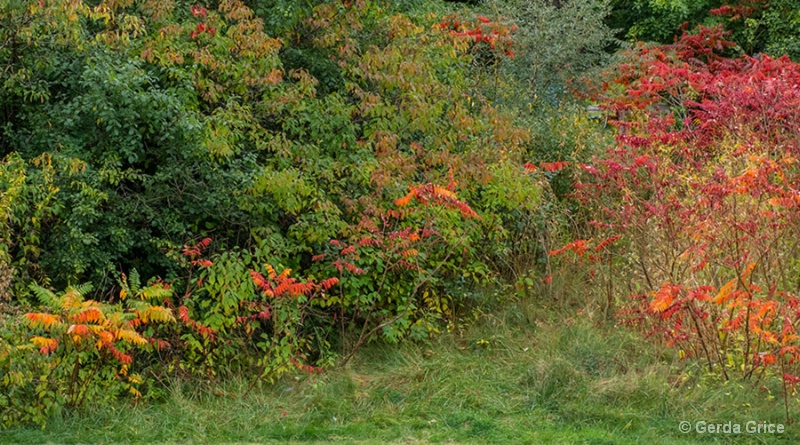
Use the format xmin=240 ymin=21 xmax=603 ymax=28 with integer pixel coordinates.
xmin=679 ymin=420 xmax=785 ymax=434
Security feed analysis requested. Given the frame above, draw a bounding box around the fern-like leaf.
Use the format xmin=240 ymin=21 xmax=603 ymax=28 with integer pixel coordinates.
xmin=74 ymin=282 xmax=94 ymax=297
xmin=140 ymin=285 xmax=172 ymax=302
xmin=140 ymin=306 xmax=175 ymax=323
xmin=129 ymin=269 xmax=141 ymax=294
xmin=29 ymin=285 xmax=58 ymax=308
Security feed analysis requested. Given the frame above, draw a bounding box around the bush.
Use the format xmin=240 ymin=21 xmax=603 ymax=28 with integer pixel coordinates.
xmin=563 ymin=25 xmax=800 ymax=417
xmin=0 ymin=1 xmax=542 ymax=311
xmin=488 ymin=0 xmax=616 ymax=105
xmin=607 ymin=0 xmax=800 ymax=60
xmin=0 ymin=1 xmax=567 ymax=427
xmin=0 ymin=280 xmax=173 ymax=427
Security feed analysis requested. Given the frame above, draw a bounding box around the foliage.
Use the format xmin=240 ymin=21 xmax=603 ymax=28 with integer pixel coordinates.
xmin=606 ymin=0 xmax=719 ymax=43
xmin=0 ymin=0 xmax=548 ymax=354
xmin=0 ymin=0 xmax=564 ymax=427
xmin=0 ymin=0 xmax=541 ymax=303
xmin=710 ymin=0 xmax=800 ymax=59
xmin=487 ymin=0 xmax=616 ymax=104
xmin=5 ymin=0 xmax=800 ymax=433
xmin=2 ymin=307 xmax=798 ymax=444
xmin=566 ymin=25 xmax=800 ymax=418
xmin=607 ymin=0 xmax=800 ymax=60
xmin=308 ymin=181 xmax=486 ymax=361
xmin=166 ymin=237 xmax=337 ymax=379
xmin=0 ymin=280 xmax=173 ymax=427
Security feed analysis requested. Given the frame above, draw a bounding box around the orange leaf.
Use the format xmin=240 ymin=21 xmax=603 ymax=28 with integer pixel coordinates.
xmin=650 ymin=283 xmax=681 ymax=313
xmin=394 ymin=191 xmax=415 ymax=207
xmin=541 ymin=161 xmax=569 ymax=172
xmin=713 ymin=278 xmax=737 ymax=304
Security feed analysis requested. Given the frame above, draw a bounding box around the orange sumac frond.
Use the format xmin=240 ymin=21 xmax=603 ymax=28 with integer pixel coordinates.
xmin=400 ymin=249 xmax=419 ymax=258
xmin=549 ymin=239 xmax=589 ymax=257
xmin=182 ymin=237 xmax=212 ymax=259
xmin=394 ymin=191 xmax=415 ymax=207
xmin=250 ymin=270 xmax=273 ymax=294
xmin=650 ymin=283 xmax=681 ymax=313
xmin=100 ymin=341 xmax=133 ymax=364
xmin=321 ymin=277 xmax=339 ymax=291
xmin=67 ymin=324 xmax=90 ymax=337
xmin=395 ymin=183 xmax=480 ymax=219
xmin=191 ymin=259 xmax=214 ymax=268
xmin=177 ymin=305 xmax=190 ymax=323
xmin=25 ymin=313 xmax=62 ymax=329
xmin=287 ymin=282 xmax=315 ymax=297
xmin=31 ymin=336 xmax=58 ymax=354
xmin=71 ymin=307 xmax=104 ymax=324
xmin=540 ymin=161 xmax=569 ymax=172
xmin=178 ymin=305 xmax=217 ymax=338
xmin=713 ymin=278 xmax=737 ymax=304
xmin=273 ymin=277 xmax=296 ymax=297
xmin=594 ymin=235 xmax=621 ymax=252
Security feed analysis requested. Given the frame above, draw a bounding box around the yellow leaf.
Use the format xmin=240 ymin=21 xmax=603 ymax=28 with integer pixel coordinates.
xmin=115 ymin=329 xmax=147 ymax=346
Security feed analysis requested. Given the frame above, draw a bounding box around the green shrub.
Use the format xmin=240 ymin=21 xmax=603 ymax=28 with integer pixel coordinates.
xmin=0 ymin=0 xmax=583 ymax=428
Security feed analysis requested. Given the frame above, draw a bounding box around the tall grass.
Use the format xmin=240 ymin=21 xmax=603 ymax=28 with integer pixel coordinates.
xmin=1 ymin=297 xmax=796 ymax=444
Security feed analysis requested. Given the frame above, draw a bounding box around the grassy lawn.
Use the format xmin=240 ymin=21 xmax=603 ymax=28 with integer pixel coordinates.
xmin=1 ymin=303 xmax=796 ymax=444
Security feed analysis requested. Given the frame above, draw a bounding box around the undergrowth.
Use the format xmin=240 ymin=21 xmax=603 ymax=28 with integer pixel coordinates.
xmin=2 ymin=295 xmax=795 ymax=444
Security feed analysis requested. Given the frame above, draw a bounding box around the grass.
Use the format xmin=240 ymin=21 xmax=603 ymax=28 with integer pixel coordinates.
xmin=1 ymin=301 xmax=798 ymax=444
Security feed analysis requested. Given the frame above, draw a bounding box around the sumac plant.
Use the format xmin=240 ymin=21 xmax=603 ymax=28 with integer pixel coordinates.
xmin=569 ymin=25 xmax=800 ymax=418
xmin=0 ymin=279 xmax=173 ymax=427
xmin=158 ymin=237 xmax=340 ymax=380
xmin=312 ymin=182 xmax=484 ymax=363
xmin=438 ymin=14 xmax=517 ymax=60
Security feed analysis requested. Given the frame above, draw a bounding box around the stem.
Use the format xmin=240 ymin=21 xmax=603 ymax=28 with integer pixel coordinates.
xmin=688 ymin=302 xmax=715 ymax=375
xmin=339 ymin=238 xmax=462 ymax=366
xmin=605 ymin=250 xmax=614 ymax=319
xmin=781 ymin=358 xmax=791 ymax=425
xmin=68 ymin=356 xmax=80 ymax=406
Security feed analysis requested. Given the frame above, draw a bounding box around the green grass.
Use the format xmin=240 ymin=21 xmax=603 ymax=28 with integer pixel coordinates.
xmin=1 ymin=302 xmax=797 ymax=444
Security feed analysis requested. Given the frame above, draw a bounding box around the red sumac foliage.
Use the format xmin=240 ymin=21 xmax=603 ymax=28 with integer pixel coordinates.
xmin=710 ymin=0 xmax=767 ymax=21
xmin=439 ymin=14 xmax=516 ymax=58
xmin=572 ymin=26 xmax=800 ymax=407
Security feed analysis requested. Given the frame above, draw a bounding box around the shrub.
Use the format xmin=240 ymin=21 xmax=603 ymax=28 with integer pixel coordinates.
xmin=0 ymin=0 xmax=561 ymax=428
xmin=0 ymin=0 xmax=542 ymax=302
xmin=488 ymin=0 xmax=616 ymax=104
xmin=566 ymin=25 xmax=800 ymax=418
xmin=607 ymin=0 xmax=800 ymax=60
xmin=0 ymin=279 xmax=173 ymax=427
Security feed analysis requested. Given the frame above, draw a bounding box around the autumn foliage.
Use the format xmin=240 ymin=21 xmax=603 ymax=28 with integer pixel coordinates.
xmin=563 ymin=25 xmax=800 ymax=414
xmin=12 ymin=0 xmax=800 ymax=431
